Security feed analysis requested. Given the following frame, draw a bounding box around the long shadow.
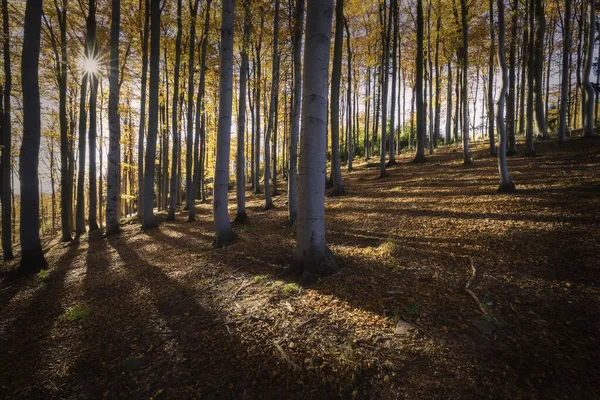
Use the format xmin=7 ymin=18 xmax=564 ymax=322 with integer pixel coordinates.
xmin=0 ymin=245 xmax=81 ymax=398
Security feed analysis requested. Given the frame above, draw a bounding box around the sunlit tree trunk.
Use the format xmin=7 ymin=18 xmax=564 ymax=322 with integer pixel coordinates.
xmin=253 ymin=14 xmax=264 ymax=195
xmin=235 ymin=0 xmax=251 ymax=223
xmin=1 ymin=0 xmax=14 ymax=259
xmin=379 ymin=2 xmax=391 ymax=176
xmin=364 ymin=66 xmax=370 ymax=159
xmin=388 ymin=0 xmax=398 ymax=165
xmin=185 ymin=0 xmax=200 ymax=214
xmin=264 ymin=0 xmax=280 ymax=210
xmin=414 ymin=0 xmax=426 ymax=163
xmin=294 ymin=0 xmax=337 ymax=284
xmin=329 ymin=0 xmax=346 ymax=194
xmin=525 ymin=0 xmax=536 ymax=155
xmin=433 ymin=6 xmax=441 ymax=149
xmin=213 ymin=0 xmax=236 ymax=247
xmin=460 ymin=0 xmax=471 ymax=164
xmin=496 ymin=0 xmax=515 ymax=193
xmin=142 ymin=0 xmax=160 ymax=229
xmin=106 ymin=0 xmax=121 ymax=234
xmin=138 ymin=0 xmax=149 ymax=218
xmin=345 ymin=17 xmax=354 ymax=170
xmin=446 ymin=59 xmax=452 ymax=144
xmin=583 ymin=0 xmax=595 ymax=137
xmin=19 ymin=0 xmax=47 ymax=273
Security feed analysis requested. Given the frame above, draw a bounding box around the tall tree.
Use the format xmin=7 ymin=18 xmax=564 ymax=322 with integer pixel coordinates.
xmin=19 ymin=0 xmax=47 ymax=273
xmin=1 ymin=0 xmax=14 ymax=259
xmin=213 ymin=0 xmax=236 ymax=247
xmin=264 ymin=0 xmax=280 ymax=210
xmin=288 ymin=0 xmax=304 ymax=226
xmin=533 ymin=0 xmax=547 ymax=139
xmin=506 ymin=0 xmax=518 ymax=154
xmin=88 ymin=0 xmax=100 ymax=231
xmin=433 ymin=3 xmax=441 ymax=149
xmin=168 ymin=0 xmax=184 ymax=220
xmin=235 ymin=0 xmax=251 ymax=224
xmin=559 ymin=0 xmax=571 ymax=144
xmin=138 ymin=0 xmax=150 ymax=218
xmin=495 ymin=0 xmax=515 ymax=193
xmin=294 ymin=0 xmax=337 ymax=284
xmin=525 ymin=0 xmax=536 ymax=155
xmin=414 ymin=0 xmax=426 ymax=163
xmin=329 ymin=0 xmax=346 ymax=195
xmin=142 ymin=0 xmax=160 ymax=229
xmin=253 ymin=14 xmax=264 ymax=195
xmin=106 ymin=0 xmax=121 ymax=234
xmin=345 ymin=17 xmax=354 ymax=171
xmin=582 ymin=0 xmax=595 ymax=137
xmin=388 ymin=0 xmax=398 ymax=165
xmin=487 ymin=0 xmax=496 ymax=156
xmin=185 ymin=0 xmax=200 ymax=213
xmin=379 ymin=2 xmax=391 ymax=176
xmin=460 ymin=0 xmax=471 ymax=164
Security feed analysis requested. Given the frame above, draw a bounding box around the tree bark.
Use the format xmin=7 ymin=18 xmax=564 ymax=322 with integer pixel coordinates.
xmin=414 ymin=0 xmax=426 ymax=162
xmin=185 ymin=0 xmax=200 ymax=214
xmin=138 ymin=0 xmax=149 ymax=218
xmin=533 ymin=0 xmax=547 ymax=139
xmin=329 ymin=0 xmax=346 ymax=194
xmin=488 ymin=0 xmax=496 ymax=156
xmin=253 ymin=15 xmax=264 ymax=195
xmin=460 ymin=0 xmax=471 ymax=164
xmin=294 ymin=0 xmax=337 ymax=283
xmin=526 ymin=0 xmax=536 ymax=155
xmin=558 ymin=2 xmax=571 ymax=143
xmin=496 ymin=0 xmax=515 ymax=193
xmin=507 ymin=0 xmax=518 ymax=154
xmin=142 ymin=0 xmax=160 ymax=229
xmin=583 ymin=0 xmax=595 ymax=137
xmin=388 ymin=0 xmax=398 ymax=165
xmin=106 ymin=0 xmax=121 ymax=234
xmin=213 ymin=0 xmax=236 ymax=247
xmin=87 ymin=0 xmax=99 ymax=231
xmin=19 ymin=0 xmax=47 ymax=273
xmin=235 ymin=0 xmax=251 ymax=223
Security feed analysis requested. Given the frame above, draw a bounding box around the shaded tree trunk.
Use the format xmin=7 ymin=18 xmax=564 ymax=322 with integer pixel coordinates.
xmin=87 ymin=0 xmax=99 ymax=231
xmin=329 ymin=0 xmax=346 ymax=194
xmin=414 ymin=0 xmax=426 ymax=162
xmin=488 ymin=0 xmax=496 ymax=156
xmin=138 ymin=0 xmax=149 ymax=218
xmin=533 ymin=0 xmax=547 ymax=139
xmin=507 ymin=0 xmax=518 ymax=154
xmin=19 ymin=0 xmax=47 ymax=273
xmin=558 ymin=1 xmax=571 ymax=143
xmin=583 ymin=0 xmax=595 ymax=137
xmin=526 ymin=0 xmax=536 ymax=155
xmin=460 ymin=0 xmax=471 ymax=164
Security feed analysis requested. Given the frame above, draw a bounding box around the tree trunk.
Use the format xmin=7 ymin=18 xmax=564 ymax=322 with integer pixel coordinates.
xmin=19 ymin=0 xmax=47 ymax=273
xmin=213 ymin=0 xmax=236 ymax=247
xmin=526 ymin=0 xmax=536 ymax=155
xmin=235 ymin=0 xmax=251 ymax=223
xmin=264 ymin=0 xmax=280 ymax=210
xmin=142 ymin=0 xmax=160 ymax=229
xmin=379 ymin=2 xmax=391 ymax=176
xmin=138 ymin=0 xmax=149 ymax=218
xmin=533 ymin=0 xmax=547 ymax=139
xmin=460 ymin=0 xmax=471 ymax=164
xmin=446 ymin=59 xmax=453 ymax=143
xmin=364 ymin=66 xmax=370 ymax=159
xmin=185 ymin=0 xmax=200 ymax=214
xmin=253 ymin=15 xmax=264 ymax=195
xmin=507 ymin=0 xmax=518 ymax=154
xmin=433 ymin=6 xmax=441 ymax=149
xmin=87 ymin=0 xmax=99 ymax=231
xmin=496 ymin=0 xmax=515 ymax=193
xmin=345 ymin=17 xmax=354 ymax=170
xmin=488 ymin=0 xmax=496 ymax=156
xmin=168 ymin=0 xmax=185 ymax=219
xmin=294 ymin=0 xmax=337 ymax=283
xmin=388 ymin=0 xmax=398 ymax=165
xmin=583 ymin=0 xmax=595 ymax=137
xmin=107 ymin=0 xmax=121 ymax=234
xmin=76 ymin=41 xmax=90 ymax=234
xmin=329 ymin=0 xmax=346 ymax=194
xmin=288 ymin=0 xmax=304 ymax=225
xmin=1 ymin=0 xmax=14 ymax=259
xmin=414 ymin=0 xmax=426 ymax=162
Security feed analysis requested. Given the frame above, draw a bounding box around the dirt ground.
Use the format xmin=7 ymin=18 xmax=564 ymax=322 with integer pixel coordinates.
xmin=1 ymin=137 xmax=599 ymax=399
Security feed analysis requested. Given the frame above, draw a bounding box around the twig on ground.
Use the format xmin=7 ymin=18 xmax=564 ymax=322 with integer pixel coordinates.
xmin=273 ymin=342 xmax=301 ymax=371
xmin=465 ymin=258 xmax=494 ymax=319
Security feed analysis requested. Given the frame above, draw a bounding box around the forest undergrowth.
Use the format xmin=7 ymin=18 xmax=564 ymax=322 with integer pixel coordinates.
xmin=1 ymin=137 xmax=599 ymax=399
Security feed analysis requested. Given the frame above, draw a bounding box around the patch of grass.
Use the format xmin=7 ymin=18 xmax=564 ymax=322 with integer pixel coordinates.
xmin=251 ymin=274 xmax=270 ymax=284
xmin=37 ymin=269 xmax=49 ymax=280
xmin=379 ymin=239 xmax=398 ymax=255
xmin=65 ymin=305 xmax=90 ymax=322
xmin=281 ymin=282 xmax=302 ymax=296
xmin=390 ymin=186 xmax=403 ymax=192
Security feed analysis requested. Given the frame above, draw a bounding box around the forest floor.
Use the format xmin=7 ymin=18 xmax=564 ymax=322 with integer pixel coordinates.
xmin=1 ymin=137 xmax=599 ymax=399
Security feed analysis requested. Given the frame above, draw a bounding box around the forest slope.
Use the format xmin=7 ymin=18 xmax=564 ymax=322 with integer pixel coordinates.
xmin=1 ymin=138 xmax=599 ymax=399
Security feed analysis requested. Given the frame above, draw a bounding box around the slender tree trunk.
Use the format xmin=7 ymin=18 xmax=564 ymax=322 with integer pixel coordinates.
xmin=345 ymin=17 xmax=354 ymax=170
xmin=379 ymin=2 xmax=391 ymax=176
xmin=496 ymin=0 xmax=515 ymax=192
xmin=427 ymin=0 xmax=434 ymax=154
xmin=488 ymin=0 xmax=496 ymax=155
xmin=253 ymin=15 xmax=264 ymax=195
xmin=414 ymin=0 xmax=426 ymax=162
xmin=559 ymin=1 xmax=571 ymax=143
xmin=19 ymin=0 xmax=47 ymax=273
xmin=138 ymin=0 xmax=149 ymax=217
xmin=142 ymin=0 xmax=160 ymax=229
xmin=364 ymin=66 xmax=370 ymax=159
xmin=87 ymin=0 xmax=99 ymax=231
xmin=519 ymin=13 xmax=528 ymax=137
xmin=235 ymin=0 xmax=251 ymax=223
xmin=168 ymin=0 xmax=185 ymax=219
xmin=583 ymin=0 xmax=595 ymax=137
xmin=107 ymin=0 xmax=121 ymax=234
xmin=544 ymin=21 xmax=554 ymax=128
xmin=330 ymin=0 xmax=346 ymax=194
xmin=1 ymin=0 xmax=14 ymax=259
xmin=294 ymin=0 xmax=337 ymax=283
xmin=433 ymin=6 xmax=441 ymax=148
xmin=185 ymin=0 xmax=200 ymax=214
xmin=388 ymin=0 xmax=398 ymax=165
xmin=446 ymin=59 xmax=453 ymax=143
xmin=533 ymin=0 xmax=547 ymax=139
xmin=460 ymin=0 xmax=471 ymax=164
xmin=76 ymin=39 xmax=90 ymax=234
xmin=507 ymin=0 xmax=518 ymax=154
xmin=288 ymin=0 xmax=304 ymax=225
xmin=526 ymin=0 xmax=536 ymax=155
xmin=264 ymin=0 xmax=280 ymax=210
xmin=213 ymin=0 xmax=236 ymax=247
